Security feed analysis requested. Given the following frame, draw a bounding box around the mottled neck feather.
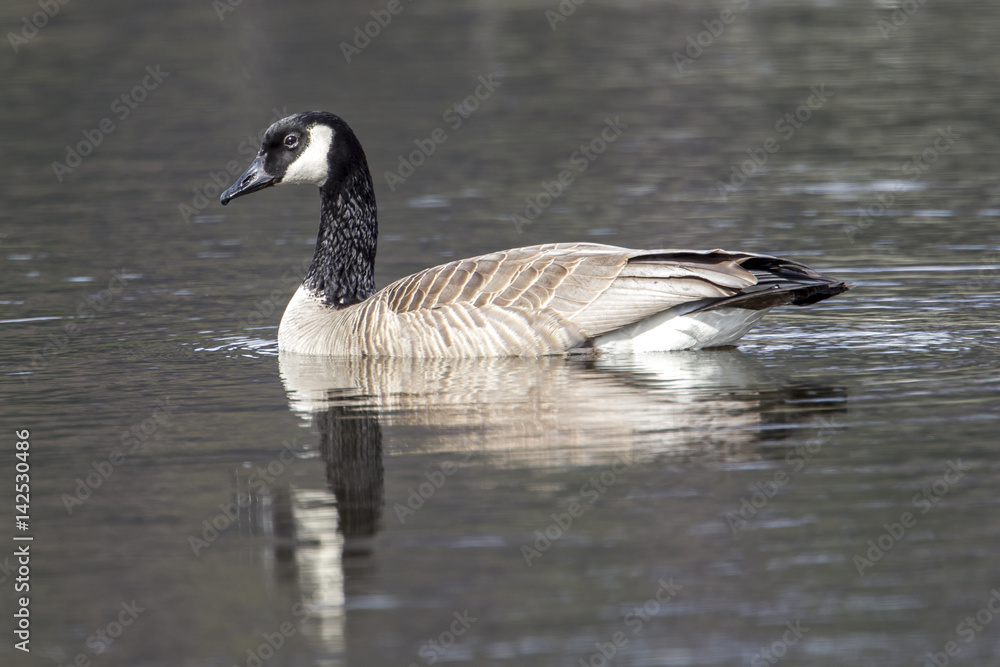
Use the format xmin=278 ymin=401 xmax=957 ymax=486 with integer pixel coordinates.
xmin=303 ymin=165 xmax=378 ymax=308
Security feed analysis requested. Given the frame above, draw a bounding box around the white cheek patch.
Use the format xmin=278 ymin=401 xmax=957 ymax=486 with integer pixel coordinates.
xmin=282 ymin=124 xmax=333 ymax=186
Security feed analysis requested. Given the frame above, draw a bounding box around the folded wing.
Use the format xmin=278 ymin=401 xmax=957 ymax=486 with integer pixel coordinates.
xmin=375 ymin=242 xmax=850 ymax=354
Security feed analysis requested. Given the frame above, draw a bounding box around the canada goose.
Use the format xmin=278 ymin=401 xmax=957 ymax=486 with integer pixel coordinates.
xmin=220 ymin=111 xmax=852 ymax=356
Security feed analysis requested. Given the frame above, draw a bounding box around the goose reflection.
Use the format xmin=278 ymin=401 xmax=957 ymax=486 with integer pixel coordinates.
xmin=244 ymin=351 xmax=845 ymax=654
xmin=280 ymin=351 xmax=845 ymax=467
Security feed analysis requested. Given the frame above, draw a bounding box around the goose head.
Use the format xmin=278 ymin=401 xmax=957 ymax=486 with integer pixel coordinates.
xmin=220 ymin=111 xmax=379 ymax=308
xmin=220 ymin=111 xmax=367 ymax=205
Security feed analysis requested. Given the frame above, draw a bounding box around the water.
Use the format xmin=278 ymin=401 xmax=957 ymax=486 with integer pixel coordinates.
xmin=2 ymin=1 xmax=1000 ymax=665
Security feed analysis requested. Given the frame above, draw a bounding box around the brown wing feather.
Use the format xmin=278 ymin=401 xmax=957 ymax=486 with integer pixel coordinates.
xmin=374 ymin=243 xmax=845 ymax=345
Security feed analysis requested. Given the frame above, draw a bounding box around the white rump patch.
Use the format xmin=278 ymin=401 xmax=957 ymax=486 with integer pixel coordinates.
xmin=283 ymin=124 xmax=333 ymax=186
xmin=595 ymin=307 xmax=772 ymax=353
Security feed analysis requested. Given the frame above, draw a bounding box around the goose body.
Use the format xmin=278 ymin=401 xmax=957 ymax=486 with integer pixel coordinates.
xmin=221 ymin=112 xmax=851 ymax=357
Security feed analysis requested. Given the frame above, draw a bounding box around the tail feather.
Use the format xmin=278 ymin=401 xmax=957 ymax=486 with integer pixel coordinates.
xmin=691 ymin=256 xmax=853 ymax=313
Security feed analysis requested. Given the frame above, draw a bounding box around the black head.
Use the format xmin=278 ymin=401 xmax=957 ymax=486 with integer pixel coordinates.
xmin=220 ymin=111 xmax=368 ymax=205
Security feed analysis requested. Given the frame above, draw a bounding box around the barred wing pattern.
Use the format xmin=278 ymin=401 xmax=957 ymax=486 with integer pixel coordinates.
xmin=279 ymin=243 xmax=849 ymax=356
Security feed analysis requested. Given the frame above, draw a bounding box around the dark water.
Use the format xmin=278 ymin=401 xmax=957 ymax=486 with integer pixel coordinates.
xmin=2 ymin=1 xmax=1000 ymax=665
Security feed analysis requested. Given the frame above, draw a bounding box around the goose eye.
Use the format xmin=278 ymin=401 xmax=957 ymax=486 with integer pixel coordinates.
xmin=284 ymin=134 xmax=299 ymax=149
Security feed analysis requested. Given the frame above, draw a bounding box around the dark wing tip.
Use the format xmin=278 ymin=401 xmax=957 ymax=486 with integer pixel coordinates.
xmin=789 ymin=279 xmax=853 ymax=306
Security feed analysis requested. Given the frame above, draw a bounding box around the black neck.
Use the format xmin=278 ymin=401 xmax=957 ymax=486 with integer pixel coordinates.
xmin=303 ymin=167 xmax=378 ymax=308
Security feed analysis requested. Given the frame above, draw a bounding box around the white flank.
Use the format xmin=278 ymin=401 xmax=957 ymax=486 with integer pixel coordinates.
xmin=595 ymin=307 xmax=772 ymax=353
xmin=283 ymin=124 xmax=334 ymax=186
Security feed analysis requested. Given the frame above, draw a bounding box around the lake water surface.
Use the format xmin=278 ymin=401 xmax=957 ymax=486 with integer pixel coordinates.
xmin=2 ymin=1 xmax=1000 ymax=665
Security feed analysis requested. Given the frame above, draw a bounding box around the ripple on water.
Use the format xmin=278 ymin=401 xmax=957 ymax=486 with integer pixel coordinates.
xmin=195 ymin=335 xmax=280 ymax=357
